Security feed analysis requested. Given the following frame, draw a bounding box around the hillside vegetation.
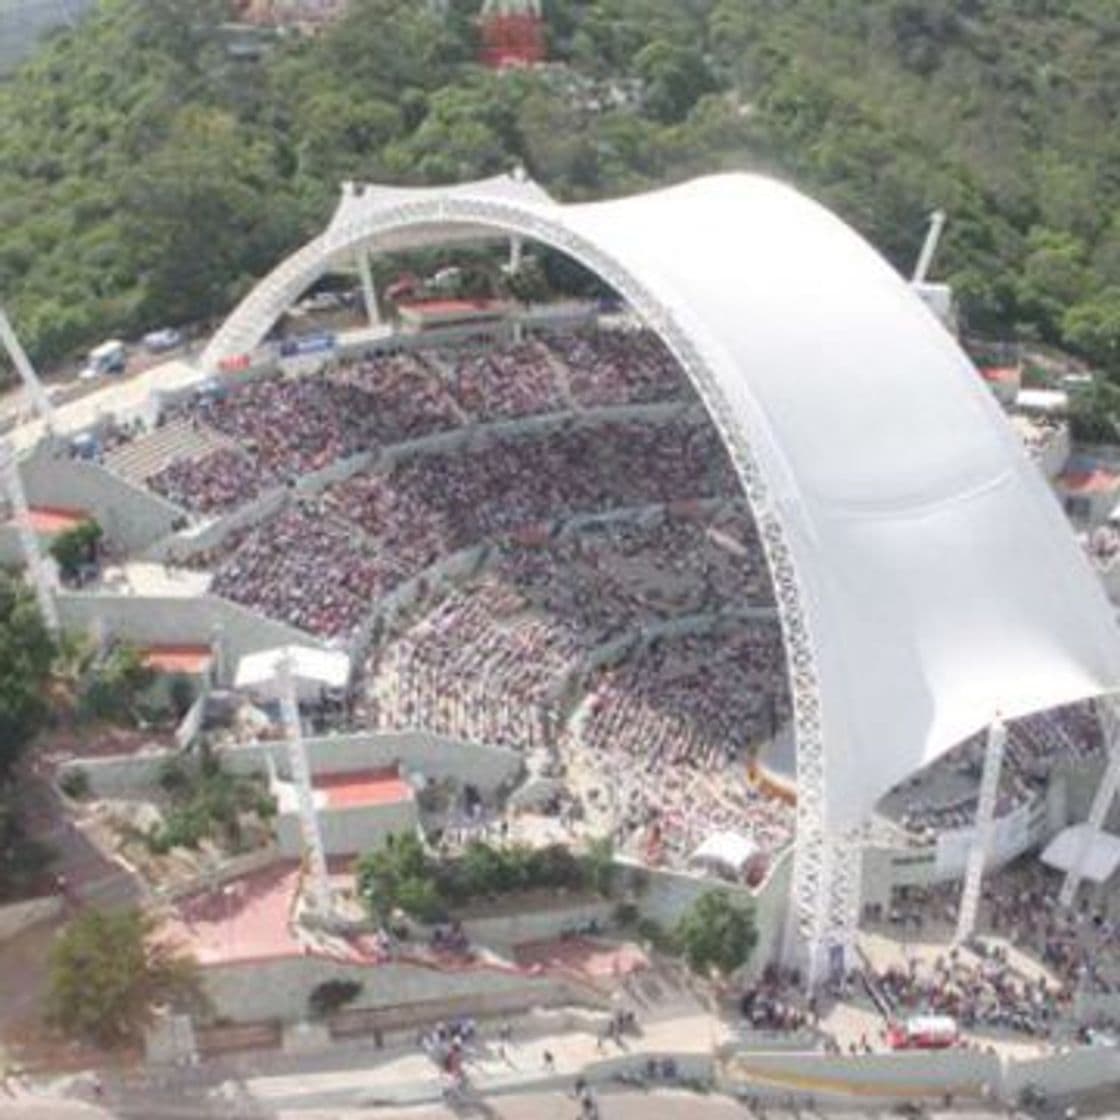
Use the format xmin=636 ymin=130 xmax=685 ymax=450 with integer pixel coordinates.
xmin=1 ymin=0 xmax=1119 ymax=374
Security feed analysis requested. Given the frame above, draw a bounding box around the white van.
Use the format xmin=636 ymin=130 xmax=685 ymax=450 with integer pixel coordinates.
xmin=79 ymin=339 xmax=126 ymax=380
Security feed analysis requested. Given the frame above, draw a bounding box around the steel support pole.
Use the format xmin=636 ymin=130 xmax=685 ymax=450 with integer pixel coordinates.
xmin=0 ymin=437 xmax=59 ymax=635
xmin=1059 ymin=699 xmax=1120 ymax=909
xmin=356 ymin=250 xmax=380 ymax=327
xmin=955 ymin=718 xmax=1007 ymax=943
xmin=0 ymin=306 xmax=54 ymax=429
xmin=276 ymin=654 xmax=332 ymax=914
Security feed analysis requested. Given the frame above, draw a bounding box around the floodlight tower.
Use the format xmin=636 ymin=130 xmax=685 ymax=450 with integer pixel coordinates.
xmin=275 ymin=653 xmax=332 ymax=915
xmin=480 ymin=0 xmax=545 ymax=68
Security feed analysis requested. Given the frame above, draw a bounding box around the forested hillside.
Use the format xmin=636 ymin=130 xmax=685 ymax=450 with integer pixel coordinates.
xmin=1 ymin=0 xmax=1119 ymax=375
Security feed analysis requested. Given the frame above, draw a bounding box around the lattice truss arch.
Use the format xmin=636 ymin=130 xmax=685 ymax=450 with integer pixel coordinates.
xmin=204 ymin=193 xmax=859 ymax=968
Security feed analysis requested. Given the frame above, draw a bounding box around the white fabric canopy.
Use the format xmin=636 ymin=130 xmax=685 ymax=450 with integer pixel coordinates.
xmin=691 ymin=830 xmax=759 ymax=874
xmin=1041 ymin=824 xmax=1120 ymax=884
xmin=206 ymin=172 xmax=1120 ymax=831
xmin=234 ymin=645 xmax=351 ymax=701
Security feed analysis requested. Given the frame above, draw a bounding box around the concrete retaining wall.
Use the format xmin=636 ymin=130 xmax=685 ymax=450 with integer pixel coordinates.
xmin=227 ymin=731 xmax=523 ymax=795
xmin=56 ymin=591 xmax=322 ymax=676
xmin=627 ymin=851 xmax=790 ymax=978
xmin=459 ymin=899 xmax=614 ymax=951
xmin=20 ymin=442 xmax=183 ymax=552
xmin=1003 ymin=1045 xmax=1120 ymax=1098
xmin=59 ymin=730 xmax=523 ymax=802
xmin=201 ymin=955 xmax=578 ymax=1024
xmin=0 ymin=895 xmax=62 ymax=943
xmin=276 ymin=798 xmax=419 ymax=858
xmin=720 ymin=1048 xmax=1002 ymax=1102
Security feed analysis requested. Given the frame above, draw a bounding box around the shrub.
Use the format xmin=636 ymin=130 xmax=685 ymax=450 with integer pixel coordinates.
xmin=308 ymin=979 xmax=362 ymax=1019
xmin=59 ymin=768 xmax=90 ymax=800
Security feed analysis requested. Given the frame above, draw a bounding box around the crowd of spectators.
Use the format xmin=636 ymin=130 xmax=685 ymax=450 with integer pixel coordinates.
xmin=147 ymin=447 xmax=264 ymax=514
xmin=543 ymin=328 xmax=688 ymax=407
xmin=880 ymin=703 xmax=1102 ymax=838
xmin=872 ymin=944 xmax=1064 ymax=1038
xmin=569 ymin=626 xmax=795 ymax=869
xmin=438 ymin=339 xmax=568 ymax=419
xmin=326 ymin=418 xmax=737 ymax=553
xmin=327 ymin=351 xmax=464 ymax=440
xmin=360 ymin=509 xmax=778 ymax=746
xmin=140 ymin=327 xmax=706 ymax=516
xmin=207 ymin=500 xmax=406 ymax=639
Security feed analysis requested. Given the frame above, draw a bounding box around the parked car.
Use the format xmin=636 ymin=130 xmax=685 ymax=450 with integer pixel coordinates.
xmin=142 ymin=327 xmax=183 ymax=352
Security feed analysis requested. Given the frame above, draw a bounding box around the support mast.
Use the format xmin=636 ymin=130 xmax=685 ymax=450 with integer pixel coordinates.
xmin=0 ymin=437 xmax=60 ymax=636
xmin=1059 ymin=699 xmax=1120 ymax=908
xmin=955 ymin=717 xmax=1007 ymax=943
xmin=276 ymin=653 xmax=332 ymax=914
xmin=0 ymin=305 xmax=54 ymax=430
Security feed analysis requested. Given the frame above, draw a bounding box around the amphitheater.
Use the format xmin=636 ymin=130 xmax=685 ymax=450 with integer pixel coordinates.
xmin=6 ymin=174 xmax=1120 ymax=1074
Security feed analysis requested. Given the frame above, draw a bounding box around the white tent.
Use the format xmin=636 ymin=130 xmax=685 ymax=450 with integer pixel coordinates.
xmin=691 ymin=831 xmax=759 ymax=876
xmin=1041 ymin=823 xmax=1120 ymax=885
xmin=234 ymin=644 xmax=351 ymax=702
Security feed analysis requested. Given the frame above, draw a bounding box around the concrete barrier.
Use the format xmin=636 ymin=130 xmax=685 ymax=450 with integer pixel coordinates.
xmin=719 ymin=1047 xmax=1002 ymax=1103
xmin=1003 ymin=1044 xmax=1120 ymax=1099
xmin=200 ymin=955 xmax=587 ymax=1024
xmin=0 ymin=895 xmax=62 ymax=942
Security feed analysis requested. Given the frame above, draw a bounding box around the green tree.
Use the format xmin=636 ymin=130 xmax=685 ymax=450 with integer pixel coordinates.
xmin=1063 ymin=288 xmax=1120 ymax=373
xmin=46 ymin=908 xmax=203 ymax=1047
xmin=0 ymin=792 xmax=55 ymax=902
xmin=633 ymin=40 xmax=717 ymax=124
xmin=675 ymin=890 xmax=758 ymax=977
xmin=48 ymin=519 xmax=102 ymax=583
xmin=0 ymin=573 xmax=56 ymax=777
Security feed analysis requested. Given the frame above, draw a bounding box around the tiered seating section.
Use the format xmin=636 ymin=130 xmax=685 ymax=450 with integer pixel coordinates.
xmin=107 ymin=324 xmax=1104 ymax=881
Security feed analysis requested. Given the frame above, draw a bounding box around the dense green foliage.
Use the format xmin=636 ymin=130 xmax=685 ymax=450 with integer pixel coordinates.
xmin=357 ymin=833 xmax=610 ymax=924
xmin=0 ymin=572 xmax=56 ymax=777
xmin=45 ymin=907 xmax=203 ymax=1047
xmin=145 ymin=754 xmax=275 ymax=855
xmin=2 ymin=1 xmax=1120 ymax=376
xmin=675 ymin=889 xmax=758 ymax=976
xmin=308 ymin=978 xmax=363 ymax=1019
xmin=48 ymin=518 xmax=102 ymax=583
xmin=76 ymin=640 xmax=154 ymax=724
xmin=0 ymin=792 xmax=55 ymax=901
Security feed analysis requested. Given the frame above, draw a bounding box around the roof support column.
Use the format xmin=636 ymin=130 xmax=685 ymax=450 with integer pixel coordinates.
xmin=954 ymin=717 xmax=1007 ymax=944
xmin=0 ymin=437 xmax=60 ymax=636
xmin=356 ymin=248 xmax=380 ymax=327
xmin=276 ymin=653 xmax=332 ymax=915
xmin=1059 ymin=699 xmax=1120 ymax=909
xmin=509 ymin=234 xmax=523 ymax=274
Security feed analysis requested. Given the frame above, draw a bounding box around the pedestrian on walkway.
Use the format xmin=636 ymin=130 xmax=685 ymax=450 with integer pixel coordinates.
xmin=543 ymin=1049 xmax=555 ymax=1073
